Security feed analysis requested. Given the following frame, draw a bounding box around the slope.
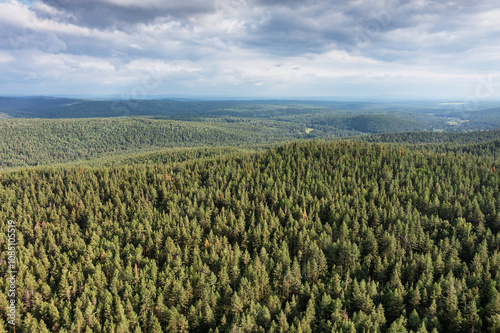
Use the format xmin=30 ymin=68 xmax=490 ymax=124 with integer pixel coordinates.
xmin=0 ymin=140 xmax=498 ymax=332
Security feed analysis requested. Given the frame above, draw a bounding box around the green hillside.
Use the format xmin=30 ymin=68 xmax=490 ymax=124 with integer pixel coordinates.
xmin=1 ymin=96 xmax=500 ymax=332
xmin=360 ymin=129 xmax=500 ymax=145
xmin=0 ymin=117 xmax=308 ymax=168
xmin=0 ymin=140 xmax=499 ymax=332
xmin=2 ymin=116 xmax=499 ymax=168
xmin=358 ymin=130 xmax=500 ymax=161
xmin=0 ymin=114 xmax=432 ymax=169
xmin=1 ymin=97 xmax=499 ymax=133
xmin=346 ymin=114 xmax=425 ymax=133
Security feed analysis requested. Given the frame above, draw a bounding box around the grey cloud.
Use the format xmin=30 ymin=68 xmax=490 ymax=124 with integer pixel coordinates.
xmin=253 ymin=0 xmax=314 ymax=8
xmin=23 ymin=0 xmax=412 ymax=55
xmin=349 ymin=0 xmax=500 ymax=64
xmin=32 ymin=0 xmax=216 ymax=30
xmin=1 ymin=0 xmax=498 ymax=97
xmin=238 ymin=2 xmax=355 ymax=55
xmin=1 ymin=22 xmax=67 ymax=53
xmin=234 ymin=0 xmax=433 ymax=56
xmin=23 ymin=0 xmax=495 ymax=61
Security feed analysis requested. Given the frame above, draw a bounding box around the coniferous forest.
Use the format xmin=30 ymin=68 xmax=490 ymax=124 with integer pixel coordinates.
xmin=0 ymin=132 xmax=499 ymax=332
xmin=1 ymin=0 xmax=500 ymax=329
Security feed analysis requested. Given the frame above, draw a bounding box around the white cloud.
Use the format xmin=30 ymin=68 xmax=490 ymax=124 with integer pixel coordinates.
xmin=0 ymin=52 xmax=14 ymax=62
xmin=0 ymin=0 xmax=498 ymax=98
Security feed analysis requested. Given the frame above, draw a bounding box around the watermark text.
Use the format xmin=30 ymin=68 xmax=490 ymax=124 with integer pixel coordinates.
xmin=6 ymin=220 xmax=17 ymax=326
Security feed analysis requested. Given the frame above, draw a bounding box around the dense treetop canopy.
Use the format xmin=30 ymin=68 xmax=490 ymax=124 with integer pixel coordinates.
xmin=0 ymin=137 xmax=499 ymax=332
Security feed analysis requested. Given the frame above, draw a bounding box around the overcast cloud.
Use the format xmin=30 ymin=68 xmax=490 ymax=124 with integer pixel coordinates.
xmin=0 ymin=0 xmax=499 ymax=100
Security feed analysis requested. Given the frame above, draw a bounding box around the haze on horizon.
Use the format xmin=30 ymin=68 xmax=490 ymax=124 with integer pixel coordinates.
xmin=0 ymin=0 xmax=499 ymax=102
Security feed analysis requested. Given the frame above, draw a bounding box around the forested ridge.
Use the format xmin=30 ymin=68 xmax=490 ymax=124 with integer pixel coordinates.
xmin=0 ymin=118 xmax=304 ymax=168
xmin=0 ymin=115 xmax=425 ymax=169
xmin=360 ymin=130 xmax=500 ymax=145
xmin=1 ymin=140 xmax=499 ymax=332
xmin=357 ymin=130 xmax=500 ymax=161
xmin=1 ymin=116 xmax=500 ymax=169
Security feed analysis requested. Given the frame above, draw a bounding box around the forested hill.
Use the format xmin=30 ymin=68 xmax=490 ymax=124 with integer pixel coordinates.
xmin=2 ymin=96 xmax=500 ymax=132
xmin=357 ymin=130 xmax=500 ymax=161
xmin=360 ymin=129 xmax=500 ymax=145
xmin=0 ymin=117 xmax=304 ymax=168
xmin=0 ymin=140 xmax=499 ymax=332
xmin=0 ymin=97 xmax=396 ymax=119
xmin=1 ymin=114 xmax=499 ymax=169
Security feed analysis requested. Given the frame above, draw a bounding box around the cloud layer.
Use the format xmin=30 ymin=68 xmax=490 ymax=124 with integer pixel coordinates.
xmin=1 ymin=0 xmax=499 ymax=99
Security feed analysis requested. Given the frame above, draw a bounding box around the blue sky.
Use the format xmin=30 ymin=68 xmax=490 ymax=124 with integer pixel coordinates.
xmin=0 ymin=0 xmax=499 ymax=100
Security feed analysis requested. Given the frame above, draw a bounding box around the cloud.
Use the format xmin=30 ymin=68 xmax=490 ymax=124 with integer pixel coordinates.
xmin=32 ymin=0 xmax=217 ymax=29
xmin=0 ymin=0 xmax=499 ymax=98
xmin=0 ymin=51 xmax=14 ymax=62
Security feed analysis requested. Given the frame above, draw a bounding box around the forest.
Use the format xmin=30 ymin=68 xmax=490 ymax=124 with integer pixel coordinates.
xmin=2 ymin=97 xmax=500 ymax=132
xmin=0 ymin=98 xmax=499 ymax=332
xmin=0 ymin=117 xmax=297 ymax=168
xmin=1 ymin=116 xmax=499 ymax=169
xmin=0 ymin=134 xmax=499 ymax=332
xmin=0 ymin=116 xmax=424 ymax=169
